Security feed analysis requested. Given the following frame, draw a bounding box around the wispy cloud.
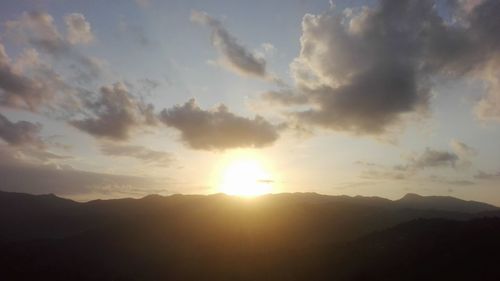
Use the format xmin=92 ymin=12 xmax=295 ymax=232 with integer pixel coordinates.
xmin=191 ymin=10 xmax=269 ymax=79
xmin=0 ymin=145 xmax=164 ymax=198
xmin=100 ymin=142 xmax=173 ymax=167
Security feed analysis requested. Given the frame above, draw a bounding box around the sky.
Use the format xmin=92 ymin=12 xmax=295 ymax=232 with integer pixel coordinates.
xmin=1 ymin=0 xmax=500 ymax=204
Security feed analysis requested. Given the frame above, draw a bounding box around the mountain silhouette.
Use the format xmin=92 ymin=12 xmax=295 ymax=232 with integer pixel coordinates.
xmin=396 ymin=193 xmax=497 ymax=213
xmin=1 ymin=190 xmax=500 ymax=280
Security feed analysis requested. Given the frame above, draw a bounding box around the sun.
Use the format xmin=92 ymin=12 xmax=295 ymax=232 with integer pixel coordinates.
xmin=218 ymin=157 xmax=274 ymax=197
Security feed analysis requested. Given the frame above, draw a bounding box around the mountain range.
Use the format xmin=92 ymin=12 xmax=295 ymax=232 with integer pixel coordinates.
xmin=1 ymin=190 xmax=500 ymax=281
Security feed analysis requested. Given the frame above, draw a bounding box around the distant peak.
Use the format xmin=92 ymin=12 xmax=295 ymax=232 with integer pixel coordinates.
xmin=40 ymin=193 xmax=60 ymax=200
xmin=400 ymin=193 xmax=423 ymax=200
xmin=143 ymin=194 xmax=165 ymax=200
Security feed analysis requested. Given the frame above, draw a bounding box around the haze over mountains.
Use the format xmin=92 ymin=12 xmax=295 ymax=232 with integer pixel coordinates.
xmin=2 ymin=190 xmax=500 ymax=281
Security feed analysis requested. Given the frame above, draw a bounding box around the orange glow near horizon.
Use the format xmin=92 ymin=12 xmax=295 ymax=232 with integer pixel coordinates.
xmin=217 ymin=152 xmax=274 ymax=197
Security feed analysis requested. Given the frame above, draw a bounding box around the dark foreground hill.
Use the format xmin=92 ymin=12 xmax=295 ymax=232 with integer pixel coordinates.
xmin=1 ymin=191 xmax=500 ymax=281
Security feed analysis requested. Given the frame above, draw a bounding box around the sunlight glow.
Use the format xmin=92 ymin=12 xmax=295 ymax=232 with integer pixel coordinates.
xmin=219 ymin=157 xmax=273 ymax=197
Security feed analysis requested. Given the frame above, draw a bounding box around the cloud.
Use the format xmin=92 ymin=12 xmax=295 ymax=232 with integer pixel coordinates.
xmin=118 ymin=20 xmax=151 ymax=46
xmin=451 ymin=139 xmax=477 ymax=168
xmin=427 ymin=175 xmax=475 ymax=186
xmin=70 ymin=82 xmax=156 ymax=140
xmin=100 ymin=142 xmax=173 ymax=166
xmin=2 ymin=13 xmax=153 ymax=142
xmin=359 ymin=141 xmax=477 ymax=182
xmin=451 ymin=140 xmax=477 ymax=157
xmin=5 ymin=11 xmax=63 ymax=54
xmin=402 ymin=142 xmax=475 ymax=171
xmin=447 ymin=180 xmax=475 ymax=186
xmin=6 ymin=11 xmax=95 ymax=51
xmin=159 ymin=98 xmax=279 ymax=150
xmin=0 ymin=145 xmax=163 ymax=198
xmin=0 ymin=120 xmax=71 ymax=167
xmin=354 ymin=160 xmax=379 ymax=167
xmin=135 ymin=0 xmax=152 ymax=9
xmin=5 ymin=11 xmax=103 ymax=83
xmin=261 ymin=89 xmax=309 ymax=106
xmin=0 ymin=43 xmax=72 ymax=112
xmin=0 ymin=140 xmax=70 ymax=168
xmin=264 ymin=0 xmax=500 ymax=135
xmin=64 ymin=13 xmax=94 ymax=45
xmin=474 ymin=170 xmax=500 ymax=180
xmin=361 ymin=169 xmax=408 ymax=180
xmin=0 ymin=114 xmax=74 ymax=170
xmin=411 ymin=148 xmax=460 ymax=169
xmin=191 ymin=10 xmax=268 ymax=79
xmin=0 ymin=113 xmax=43 ymax=147
xmin=461 ymin=0 xmax=500 ymax=121
xmin=254 ymin=43 xmax=276 ymax=60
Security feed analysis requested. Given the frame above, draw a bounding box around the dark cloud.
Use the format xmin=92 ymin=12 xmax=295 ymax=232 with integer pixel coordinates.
xmin=0 ymin=113 xmax=43 ymax=147
xmin=296 ymin=67 xmax=428 ymax=135
xmin=407 ymin=141 xmax=476 ymax=170
xmin=0 ymin=145 xmax=163 ymax=198
xmin=389 ymin=147 xmax=466 ymax=171
xmin=159 ymin=98 xmax=279 ymax=150
xmin=100 ymin=142 xmax=173 ymax=167
xmin=0 ymin=44 xmax=71 ymax=111
xmin=411 ymin=148 xmax=459 ymax=169
xmin=265 ymin=0 xmax=500 ymax=134
xmin=70 ymin=82 xmax=156 ymax=140
xmin=359 ymin=141 xmax=476 ymax=182
xmin=474 ymin=170 xmax=500 ymax=180
xmin=191 ymin=10 xmax=268 ymax=79
xmin=0 ymin=115 xmax=72 ymax=169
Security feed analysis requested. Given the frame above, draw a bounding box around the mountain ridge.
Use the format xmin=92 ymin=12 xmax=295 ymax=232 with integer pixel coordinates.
xmin=2 ymin=189 xmax=500 ymax=280
xmin=1 ymin=189 xmax=497 ymax=210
